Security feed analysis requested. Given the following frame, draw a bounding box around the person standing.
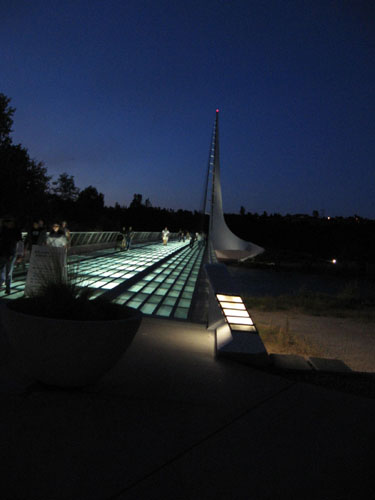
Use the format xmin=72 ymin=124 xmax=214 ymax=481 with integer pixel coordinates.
xmin=61 ymin=221 xmax=71 ymax=247
xmin=125 ymin=226 xmax=134 ymax=250
xmin=189 ymin=231 xmax=196 ymax=249
xmin=25 ymin=221 xmax=41 ymax=264
xmin=162 ymin=227 xmax=170 ymax=245
xmin=200 ymin=232 xmax=206 ymax=248
xmin=196 ymin=232 xmax=202 ymax=247
xmin=47 ymin=223 xmax=68 ymax=248
xmin=0 ymin=215 xmax=23 ymax=294
xmin=25 ymin=221 xmax=44 ymax=251
xmin=120 ymin=226 xmax=127 ymax=251
xmin=37 ymin=219 xmax=48 ymax=245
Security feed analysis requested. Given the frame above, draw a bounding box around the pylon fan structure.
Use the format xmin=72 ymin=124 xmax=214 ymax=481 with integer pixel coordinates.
xmin=205 ymin=109 xmax=264 ymax=261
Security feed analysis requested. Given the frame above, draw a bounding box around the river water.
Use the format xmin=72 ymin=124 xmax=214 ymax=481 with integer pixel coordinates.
xmin=226 ymin=266 xmax=371 ymax=297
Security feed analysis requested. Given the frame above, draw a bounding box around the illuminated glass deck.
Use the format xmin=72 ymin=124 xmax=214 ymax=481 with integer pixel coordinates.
xmin=113 ymin=244 xmax=205 ymax=319
xmin=1 ymin=241 xmax=206 ymax=320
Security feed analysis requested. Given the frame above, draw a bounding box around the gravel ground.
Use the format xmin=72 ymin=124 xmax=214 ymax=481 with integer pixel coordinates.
xmin=251 ymin=310 xmax=375 ymax=399
xmin=252 ymin=310 xmax=375 ymax=373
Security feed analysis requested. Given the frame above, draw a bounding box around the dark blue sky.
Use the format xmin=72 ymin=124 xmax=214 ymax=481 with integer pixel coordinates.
xmin=1 ymin=0 xmax=374 ymax=217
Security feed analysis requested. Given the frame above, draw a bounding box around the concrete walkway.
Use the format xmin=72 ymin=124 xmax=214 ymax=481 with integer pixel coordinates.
xmin=0 ymin=317 xmax=374 ymax=499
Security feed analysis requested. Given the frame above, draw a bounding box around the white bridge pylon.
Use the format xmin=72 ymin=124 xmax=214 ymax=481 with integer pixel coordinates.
xmin=206 ymin=109 xmax=264 ymax=262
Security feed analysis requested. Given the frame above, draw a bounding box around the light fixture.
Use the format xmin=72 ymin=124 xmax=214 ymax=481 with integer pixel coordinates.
xmin=226 ymin=316 xmax=254 ymax=325
xmin=216 ymin=294 xmax=255 ymax=330
xmin=222 ymin=309 xmax=249 ymax=317
xmin=220 ymin=302 xmax=246 ymax=310
xmin=216 ymin=294 xmax=242 ymax=303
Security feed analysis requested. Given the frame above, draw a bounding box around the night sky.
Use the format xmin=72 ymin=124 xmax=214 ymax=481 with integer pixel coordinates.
xmin=1 ymin=0 xmax=374 ymax=218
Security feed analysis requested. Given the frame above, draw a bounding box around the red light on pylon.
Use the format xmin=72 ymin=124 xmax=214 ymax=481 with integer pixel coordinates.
xmin=216 ymin=108 xmax=219 ymax=113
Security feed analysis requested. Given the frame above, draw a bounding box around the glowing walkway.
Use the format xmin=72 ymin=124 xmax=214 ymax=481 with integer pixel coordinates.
xmin=2 ymin=241 xmax=205 ymax=321
xmin=113 ymin=243 xmax=205 ymax=319
xmin=71 ymin=242 xmax=188 ymax=295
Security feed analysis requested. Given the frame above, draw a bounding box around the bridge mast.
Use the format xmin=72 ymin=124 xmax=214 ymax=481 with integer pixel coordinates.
xmin=206 ymin=109 xmax=264 ymax=261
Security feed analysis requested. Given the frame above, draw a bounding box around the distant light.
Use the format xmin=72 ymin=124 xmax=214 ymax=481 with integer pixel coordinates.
xmin=216 ymin=108 xmax=219 ymax=113
xmin=327 ymin=216 xmax=331 ymax=220
xmin=332 ymin=259 xmax=337 ymax=264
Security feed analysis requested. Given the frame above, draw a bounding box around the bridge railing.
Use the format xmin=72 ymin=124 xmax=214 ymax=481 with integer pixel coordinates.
xmin=20 ymin=231 xmax=178 ymax=255
xmin=70 ymin=231 xmax=119 ymax=248
xmin=69 ymin=231 xmax=116 ymax=247
xmin=68 ymin=231 xmax=178 ymax=254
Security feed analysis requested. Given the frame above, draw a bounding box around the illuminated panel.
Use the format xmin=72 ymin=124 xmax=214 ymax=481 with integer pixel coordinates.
xmin=158 ymin=305 xmax=173 ymax=316
xmin=141 ymin=303 xmax=157 ymax=314
xmin=5 ymin=240 xmax=205 ymax=322
xmin=102 ymin=282 xmax=118 ymax=289
xmin=174 ymin=307 xmax=189 ymax=319
xmin=222 ymin=309 xmax=249 ymax=317
xmin=229 ymin=324 xmax=257 ymax=332
xmin=113 ymin=243 xmax=205 ymax=319
xmin=216 ymin=294 xmax=242 ymax=303
xmin=216 ymin=293 xmax=256 ymax=331
xmin=90 ymin=281 xmax=109 ymax=288
xmin=226 ymin=316 xmax=253 ymax=325
xmin=220 ymin=302 xmax=246 ymax=310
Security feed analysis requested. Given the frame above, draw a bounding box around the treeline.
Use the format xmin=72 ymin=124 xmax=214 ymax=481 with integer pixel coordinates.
xmin=225 ymin=212 xmax=375 ymax=263
xmin=0 ymin=93 xmax=205 ymax=233
xmin=2 ymin=93 xmax=374 ymax=263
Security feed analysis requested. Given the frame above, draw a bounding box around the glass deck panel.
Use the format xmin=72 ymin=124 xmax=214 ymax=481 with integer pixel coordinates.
xmin=157 ymin=305 xmax=173 ymax=317
xmin=174 ymin=308 xmax=189 ymax=319
xmin=178 ymin=299 xmax=191 ymax=308
xmin=143 ymin=285 xmax=158 ymax=293
xmin=140 ymin=303 xmax=157 ymax=314
xmin=102 ymin=282 xmax=119 ymax=289
xmin=144 ymin=274 xmax=156 ymax=281
xmin=162 ymin=297 xmax=177 ymax=306
xmin=128 ymin=284 xmax=144 ymax=292
xmin=3 ymin=240 xmax=205 ymax=321
xmin=146 ymin=295 xmax=163 ymax=304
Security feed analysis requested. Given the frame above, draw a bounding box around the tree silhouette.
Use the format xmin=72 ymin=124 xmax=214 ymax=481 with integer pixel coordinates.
xmin=52 ymin=173 xmax=80 ymax=201
xmin=0 ymin=93 xmax=15 ymax=146
xmin=129 ymin=193 xmax=143 ymax=208
xmin=76 ymin=186 xmax=105 ymax=228
xmin=0 ymin=94 xmax=50 ymax=221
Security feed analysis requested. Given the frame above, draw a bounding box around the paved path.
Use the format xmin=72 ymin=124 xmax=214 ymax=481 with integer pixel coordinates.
xmin=0 ymin=317 xmax=374 ymax=499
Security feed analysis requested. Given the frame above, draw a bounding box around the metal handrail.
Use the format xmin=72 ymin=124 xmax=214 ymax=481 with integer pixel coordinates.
xmin=21 ymin=231 xmax=178 ymax=249
xmin=70 ymin=231 xmax=119 ymax=247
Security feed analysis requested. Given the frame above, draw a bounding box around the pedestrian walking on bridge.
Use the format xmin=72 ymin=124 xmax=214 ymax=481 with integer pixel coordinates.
xmin=162 ymin=227 xmax=170 ymax=245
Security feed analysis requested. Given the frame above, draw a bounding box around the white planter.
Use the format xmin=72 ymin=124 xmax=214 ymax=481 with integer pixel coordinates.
xmin=1 ymin=303 xmax=142 ymax=387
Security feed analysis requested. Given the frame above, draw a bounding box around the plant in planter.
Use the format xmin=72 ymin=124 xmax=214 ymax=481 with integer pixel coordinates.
xmin=1 ymin=250 xmax=142 ymax=387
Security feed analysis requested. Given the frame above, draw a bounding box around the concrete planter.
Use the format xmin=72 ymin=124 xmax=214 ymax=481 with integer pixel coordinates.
xmin=1 ymin=303 xmax=142 ymax=388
